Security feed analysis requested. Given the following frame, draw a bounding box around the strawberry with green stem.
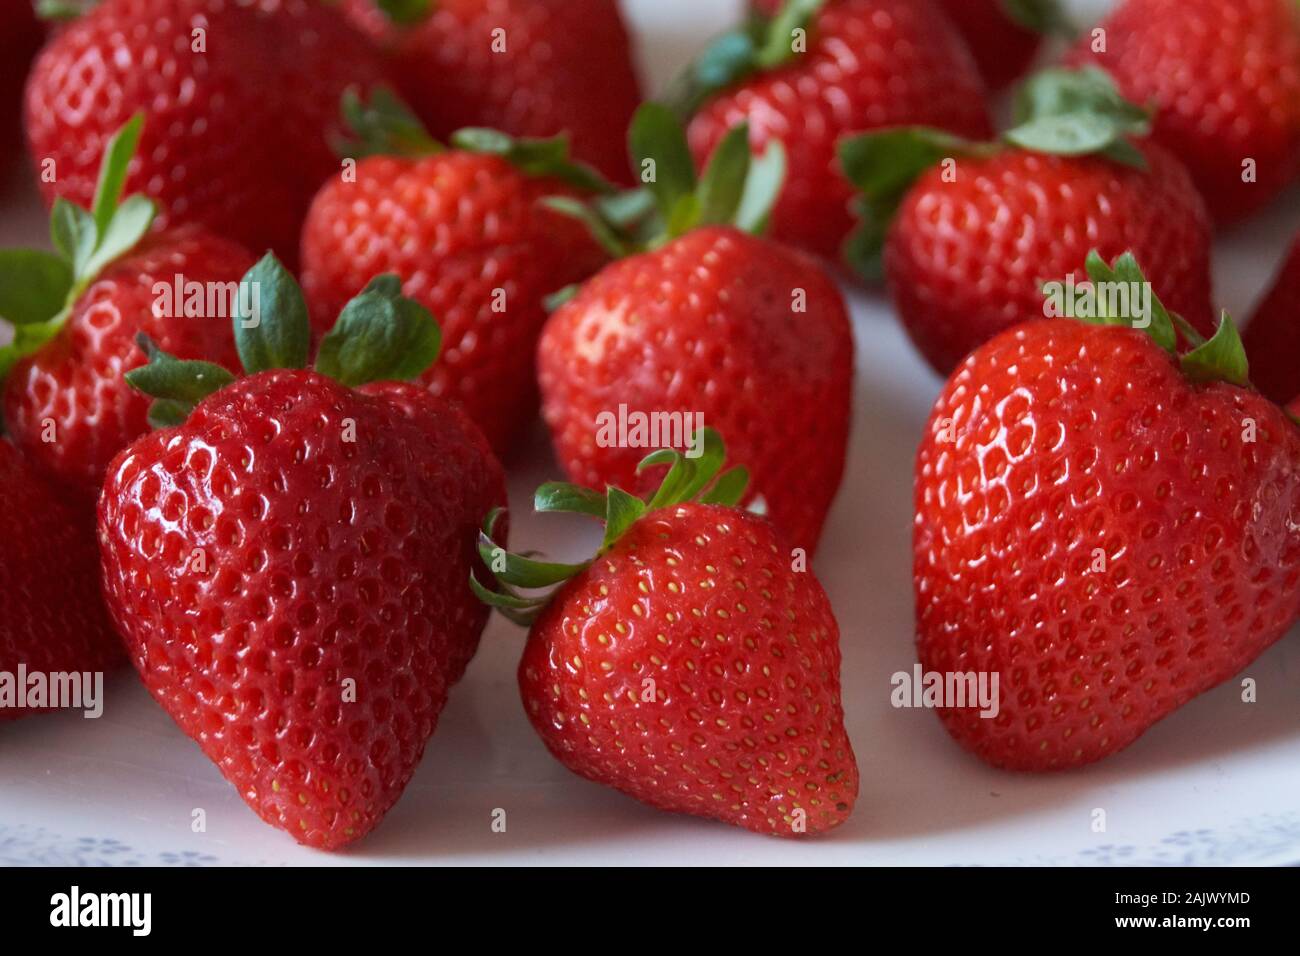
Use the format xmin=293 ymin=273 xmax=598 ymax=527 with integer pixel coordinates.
xmin=677 ymin=0 xmax=993 ymax=270
xmin=99 ymin=253 xmax=505 ymax=849
xmin=0 ymin=115 xmax=254 ymax=501
xmin=915 ymin=249 xmax=1300 ymax=771
xmin=300 ymin=86 xmax=610 ymax=455
xmin=539 ymin=104 xmax=854 ymax=555
xmin=840 ymin=67 xmax=1214 ymax=375
xmin=475 ymin=429 xmax=858 ymax=836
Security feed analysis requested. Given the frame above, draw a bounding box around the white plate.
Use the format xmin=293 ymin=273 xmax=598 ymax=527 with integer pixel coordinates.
xmin=3 ymin=0 xmax=1300 ymax=867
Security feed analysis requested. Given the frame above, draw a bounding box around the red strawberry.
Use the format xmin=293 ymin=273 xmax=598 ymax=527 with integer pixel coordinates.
xmin=1 ymin=438 xmax=121 ymax=721
xmin=841 ymin=67 xmax=1214 ymax=375
xmin=340 ymin=0 xmax=642 ymax=185
xmin=915 ymin=251 xmax=1300 ymax=771
xmin=300 ymin=92 xmax=609 ymax=454
xmin=1 ymin=0 xmax=41 ymax=153
xmin=98 ymin=254 xmax=505 ymax=848
xmin=474 ymin=435 xmax=858 ymax=835
xmin=935 ymin=0 xmax=1061 ymax=91
xmin=1 ymin=118 xmax=253 ymax=502
xmin=24 ymin=0 xmax=384 ymax=264
xmin=538 ymin=106 xmax=854 ymax=554
xmin=1070 ymin=0 xmax=1300 ymax=227
xmin=683 ymin=0 xmax=992 ymax=268
xmin=1242 ymin=236 xmax=1300 ymax=405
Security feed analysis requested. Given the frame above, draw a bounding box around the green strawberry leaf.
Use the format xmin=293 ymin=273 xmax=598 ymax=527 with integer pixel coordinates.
xmin=600 ymin=487 xmax=648 ymax=552
xmin=734 ymin=140 xmax=787 ymax=235
xmin=315 ymin=274 xmax=442 ymax=386
xmin=696 ymin=123 xmax=752 ymax=227
xmin=125 ymin=334 xmax=236 ymax=403
xmin=233 ymin=253 xmax=311 ymax=374
xmin=540 ymin=197 xmax=631 ymax=259
xmin=664 ymin=30 xmax=759 ymax=120
xmin=473 ymin=427 xmax=752 ymax=626
xmin=91 ymin=113 xmax=143 ymax=236
xmin=50 ymin=198 xmax=98 ymax=278
xmin=375 ymin=0 xmax=432 ymax=26
xmin=334 ymin=85 xmax=442 ymax=160
xmin=1181 ymin=311 xmax=1250 ymax=387
xmin=450 ymin=128 xmax=614 ymax=194
xmin=0 ymin=250 xmax=74 ymax=326
xmin=629 ymin=102 xmax=700 ymax=234
xmin=839 ymin=127 xmax=985 ymax=281
xmin=1002 ymin=0 xmax=1077 ymax=36
xmin=755 ymin=0 xmax=827 ymax=68
xmin=1006 ymin=68 xmax=1150 ymax=166
xmin=0 ymin=319 xmax=63 ymax=382
xmin=80 ymin=194 xmax=156 ymax=280
xmin=534 ymin=481 xmax=607 ymax=518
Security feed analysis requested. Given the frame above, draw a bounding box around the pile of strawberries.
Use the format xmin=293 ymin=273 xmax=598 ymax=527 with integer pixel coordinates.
xmin=0 ymin=0 xmax=1298 ymax=851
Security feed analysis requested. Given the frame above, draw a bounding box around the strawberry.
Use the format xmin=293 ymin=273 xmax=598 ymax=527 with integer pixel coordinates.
xmin=474 ymin=432 xmax=858 ymax=835
xmin=680 ymin=0 xmax=992 ymax=268
xmin=915 ymin=251 xmax=1300 ymax=771
xmin=1070 ymin=0 xmax=1300 ymax=227
xmin=0 ymin=117 xmax=253 ymax=502
xmin=841 ymin=67 xmax=1214 ymax=375
xmin=1 ymin=0 xmax=41 ymax=154
xmin=300 ymin=89 xmax=610 ymax=454
xmin=538 ymin=106 xmax=853 ymax=554
xmin=1242 ymin=236 xmax=1300 ymax=406
xmin=98 ymin=253 xmax=506 ymax=848
xmin=339 ymin=0 xmax=642 ymax=185
xmin=24 ymin=0 xmax=384 ymax=265
xmin=1 ymin=438 xmax=121 ymax=721
xmin=934 ymin=0 xmax=1068 ymax=91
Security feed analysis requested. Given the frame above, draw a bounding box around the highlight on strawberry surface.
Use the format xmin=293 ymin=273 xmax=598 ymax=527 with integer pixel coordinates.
xmin=474 ymin=428 xmax=859 ymax=837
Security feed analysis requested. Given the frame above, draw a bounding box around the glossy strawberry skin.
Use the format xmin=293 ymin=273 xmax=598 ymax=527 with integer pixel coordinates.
xmin=341 ymin=0 xmax=642 ymax=185
xmin=3 ymin=229 xmax=255 ymax=503
xmin=1242 ymin=237 xmax=1300 ymax=406
xmin=915 ymin=320 xmax=1300 ymax=771
xmin=936 ymin=0 xmax=1041 ymax=91
xmin=1071 ymin=0 xmax=1300 ymax=227
xmin=886 ymin=143 xmax=1215 ymax=375
xmin=699 ymin=0 xmax=992 ymax=266
xmin=1 ymin=0 xmax=41 ymax=153
xmin=520 ymin=503 xmax=858 ymax=836
xmin=25 ymin=0 xmax=384 ymax=265
xmin=1 ymin=439 xmax=121 ymax=721
xmin=300 ymin=151 xmax=607 ymax=454
xmin=97 ymin=370 xmax=505 ymax=849
xmin=538 ymin=226 xmax=853 ymax=554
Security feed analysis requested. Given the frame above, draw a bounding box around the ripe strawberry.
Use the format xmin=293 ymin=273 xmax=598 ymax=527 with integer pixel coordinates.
xmin=1070 ymin=0 xmax=1300 ymax=227
xmin=98 ymin=254 xmax=506 ymax=848
xmin=1 ymin=438 xmax=121 ymax=721
xmin=300 ymin=90 xmax=609 ymax=454
xmin=915 ymin=251 xmax=1300 ymax=771
xmin=1 ymin=0 xmax=41 ymax=153
xmin=538 ymin=106 xmax=853 ymax=554
xmin=25 ymin=0 xmax=384 ymax=264
xmin=0 ymin=117 xmax=253 ymax=502
xmin=474 ymin=434 xmax=858 ymax=835
xmin=682 ymin=0 xmax=992 ymax=268
xmin=339 ymin=0 xmax=642 ymax=185
xmin=1242 ymin=236 xmax=1300 ymax=406
xmin=841 ymin=67 xmax=1214 ymax=374
xmin=934 ymin=0 xmax=1065 ymax=91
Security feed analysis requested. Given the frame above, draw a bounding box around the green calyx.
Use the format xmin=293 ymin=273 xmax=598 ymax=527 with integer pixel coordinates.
xmin=665 ymin=0 xmax=828 ymax=119
xmin=374 ymin=0 xmax=434 ymax=26
xmin=1001 ymin=0 xmax=1077 ymax=37
xmin=125 ymin=253 xmax=443 ymax=425
xmin=543 ymin=102 xmax=787 ymax=260
xmin=1048 ymin=250 xmax=1250 ymax=389
xmin=0 ymin=114 xmax=156 ymax=381
xmin=838 ymin=67 xmax=1152 ymax=280
xmin=334 ymin=86 xmax=614 ymax=194
xmin=471 ymin=427 xmax=750 ymax=626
